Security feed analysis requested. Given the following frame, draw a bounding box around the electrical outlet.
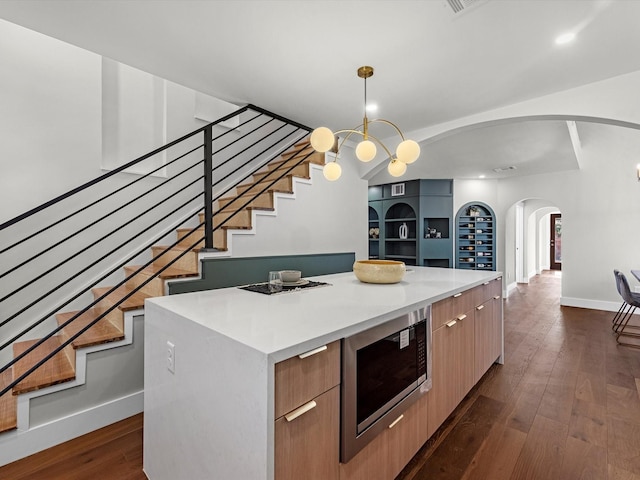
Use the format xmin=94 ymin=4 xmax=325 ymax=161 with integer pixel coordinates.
xmin=167 ymin=341 xmax=175 ymax=374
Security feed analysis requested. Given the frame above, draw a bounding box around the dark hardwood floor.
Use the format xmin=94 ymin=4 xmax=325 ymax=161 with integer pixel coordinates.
xmin=1 ymin=271 xmax=639 ymax=479
xmin=398 ymin=270 xmax=640 ymax=480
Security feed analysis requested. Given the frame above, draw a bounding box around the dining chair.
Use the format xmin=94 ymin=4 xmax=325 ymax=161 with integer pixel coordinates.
xmin=614 ymin=271 xmax=640 ymax=348
xmin=612 ymin=270 xmax=629 ymax=332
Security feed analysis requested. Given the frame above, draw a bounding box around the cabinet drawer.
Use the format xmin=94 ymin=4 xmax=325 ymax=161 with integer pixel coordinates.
xmin=432 ymin=289 xmax=474 ymax=330
xmin=472 ymin=277 xmax=502 ymax=306
xmin=275 ymin=386 xmax=340 ymax=480
xmin=472 ymin=281 xmax=492 ymax=306
xmin=490 ymin=276 xmax=502 ymax=299
xmin=275 ymin=340 xmax=340 ymax=419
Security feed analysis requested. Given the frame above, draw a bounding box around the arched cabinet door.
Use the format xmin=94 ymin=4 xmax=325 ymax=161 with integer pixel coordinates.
xmin=455 ymin=202 xmax=496 ymax=271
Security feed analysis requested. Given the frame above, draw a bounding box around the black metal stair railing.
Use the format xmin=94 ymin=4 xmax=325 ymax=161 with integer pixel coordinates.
xmin=0 ymin=104 xmax=313 ymax=398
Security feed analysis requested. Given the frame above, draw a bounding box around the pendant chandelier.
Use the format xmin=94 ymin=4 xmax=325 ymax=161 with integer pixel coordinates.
xmin=310 ymin=66 xmax=420 ymax=181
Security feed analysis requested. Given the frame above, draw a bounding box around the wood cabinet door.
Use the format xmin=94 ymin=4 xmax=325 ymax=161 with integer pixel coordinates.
xmin=427 ymin=322 xmax=460 ymax=434
xmin=339 ymin=395 xmax=426 ymax=480
xmin=416 ymin=391 xmax=430 ymax=447
xmin=275 ymin=386 xmax=340 ymax=480
xmin=339 ymin=422 xmax=389 ymax=480
xmin=387 ymin=398 xmax=422 ymax=479
xmin=456 ymin=311 xmax=475 ymax=399
xmin=474 ymin=300 xmax=500 ymax=382
xmin=428 ymin=312 xmax=475 ymax=436
xmin=492 ymin=293 xmax=504 ymax=363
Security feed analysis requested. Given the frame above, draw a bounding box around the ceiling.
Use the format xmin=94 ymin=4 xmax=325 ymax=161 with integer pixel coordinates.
xmin=1 ymin=0 xmax=639 ymax=181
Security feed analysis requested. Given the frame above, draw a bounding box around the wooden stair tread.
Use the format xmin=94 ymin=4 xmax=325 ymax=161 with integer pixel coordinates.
xmin=92 ymin=286 xmax=151 ymax=311
xmin=218 ymin=206 xmax=275 ymax=214
xmin=219 ymin=191 xmax=272 ymax=204
xmin=151 ymin=244 xmax=200 ymax=254
xmin=56 ymin=310 xmax=124 ymax=349
xmin=0 ymin=369 xmax=17 ymax=433
xmin=124 ymin=263 xmax=198 ymax=279
xmin=271 ymin=150 xmax=318 ymax=168
xmin=239 ymin=173 xmax=295 ymax=187
xmin=221 ymin=225 xmax=251 ymax=231
xmin=253 ymin=166 xmax=309 ymax=181
xmin=12 ymin=337 xmax=75 ymax=395
xmin=219 ymin=189 xmax=292 ymax=204
xmin=173 ymin=228 xmax=205 ymax=242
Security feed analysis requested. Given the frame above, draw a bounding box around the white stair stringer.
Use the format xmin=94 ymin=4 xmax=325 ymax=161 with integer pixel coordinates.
xmin=0 ymin=310 xmax=144 ymax=467
xmin=14 ymin=309 xmax=138 ymax=432
xmin=199 ymin=163 xmax=322 ymax=260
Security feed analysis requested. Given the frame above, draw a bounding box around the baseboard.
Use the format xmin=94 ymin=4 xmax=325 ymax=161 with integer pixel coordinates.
xmin=505 ymin=282 xmax=517 ymax=297
xmin=560 ymin=296 xmax=632 ymax=313
xmin=0 ymin=390 xmax=143 ymax=467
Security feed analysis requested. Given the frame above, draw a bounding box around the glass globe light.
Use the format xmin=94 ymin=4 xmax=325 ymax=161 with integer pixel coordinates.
xmin=323 ymin=161 xmax=342 ymax=181
xmin=396 ymin=139 xmax=420 ymax=164
xmin=387 ymin=159 xmax=407 ymax=177
xmin=355 ymin=140 xmax=377 ymax=162
xmin=310 ymin=127 xmax=335 ymax=153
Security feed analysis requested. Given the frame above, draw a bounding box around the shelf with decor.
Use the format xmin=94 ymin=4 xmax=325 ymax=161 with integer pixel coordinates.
xmin=384 ymin=202 xmax=417 ymax=265
xmin=368 ymin=180 xmax=453 ymax=268
xmin=455 ymin=202 xmax=496 ymax=271
xmin=368 ymin=204 xmax=381 ymax=260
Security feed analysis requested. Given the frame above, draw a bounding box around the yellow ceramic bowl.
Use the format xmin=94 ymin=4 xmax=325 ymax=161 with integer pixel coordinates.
xmin=353 ymin=260 xmax=406 ymax=284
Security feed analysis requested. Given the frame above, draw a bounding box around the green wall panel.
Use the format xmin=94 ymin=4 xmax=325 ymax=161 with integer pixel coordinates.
xmin=168 ymin=252 xmax=356 ymax=294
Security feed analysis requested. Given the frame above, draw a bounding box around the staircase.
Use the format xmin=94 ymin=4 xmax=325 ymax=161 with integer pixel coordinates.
xmin=0 ymin=130 xmax=323 ymax=450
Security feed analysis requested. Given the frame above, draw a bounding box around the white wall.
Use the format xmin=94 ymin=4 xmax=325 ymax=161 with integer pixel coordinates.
xmin=453 ymin=179 xmax=499 ymax=213
xmin=495 ymin=122 xmax=640 ymax=309
xmin=0 ymin=18 xmax=102 ymax=222
xmin=231 ymin=154 xmax=368 ymax=261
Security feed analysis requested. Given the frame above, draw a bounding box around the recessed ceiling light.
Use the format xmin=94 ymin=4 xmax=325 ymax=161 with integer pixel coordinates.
xmin=479 ymin=174 xmax=486 ymax=179
xmin=555 ymin=32 xmax=576 ymax=45
xmin=366 ymin=103 xmax=378 ymax=113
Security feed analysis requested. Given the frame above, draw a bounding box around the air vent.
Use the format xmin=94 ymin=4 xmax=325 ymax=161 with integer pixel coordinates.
xmin=444 ymin=0 xmax=488 ymax=14
xmin=391 ymin=183 xmax=405 ymax=196
xmin=493 ymin=166 xmax=517 ymax=173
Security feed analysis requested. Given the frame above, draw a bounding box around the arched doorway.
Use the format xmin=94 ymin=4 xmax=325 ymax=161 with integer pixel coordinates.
xmin=503 ymin=199 xmax=561 ymax=296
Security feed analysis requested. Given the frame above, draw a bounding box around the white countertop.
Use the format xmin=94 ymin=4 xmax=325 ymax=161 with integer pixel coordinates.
xmin=146 ymin=266 xmax=501 ymax=363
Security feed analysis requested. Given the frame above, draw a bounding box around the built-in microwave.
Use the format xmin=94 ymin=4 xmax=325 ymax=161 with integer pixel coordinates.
xmin=341 ymin=305 xmax=432 ymax=462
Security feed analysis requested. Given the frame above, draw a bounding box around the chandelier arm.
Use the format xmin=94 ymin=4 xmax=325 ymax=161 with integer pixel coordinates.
xmin=368 ymin=118 xmax=407 ymax=141
xmin=332 ymin=129 xmax=363 ymax=156
xmin=332 ymin=129 xmax=395 ymax=160
xmin=365 ymin=133 xmax=395 ymax=160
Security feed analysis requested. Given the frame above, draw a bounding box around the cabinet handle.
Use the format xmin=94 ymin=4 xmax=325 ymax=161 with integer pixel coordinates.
xmin=446 ymin=320 xmax=457 ymax=328
xmin=388 ymin=414 xmax=404 ymax=429
xmin=298 ymin=345 xmax=327 ymax=359
xmin=496 ymin=277 xmax=502 ymax=281
xmin=476 ymin=304 xmax=485 ymax=311
xmin=457 ymin=314 xmax=467 ymax=321
xmin=285 ymin=400 xmax=317 ymax=422
xmin=483 ymin=281 xmax=490 ymax=285
xmin=453 ymin=293 xmax=462 ymax=298
xmin=493 ymin=295 xmax=501 ymax=300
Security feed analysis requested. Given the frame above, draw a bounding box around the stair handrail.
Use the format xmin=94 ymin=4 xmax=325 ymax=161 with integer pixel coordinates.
xmin=1 ymin=143 xmax=316 ymax=397
xmin=0 ymin=104 xmax=314 ymax=398
xmin=0 ymin=104 xmax=309 ymax=232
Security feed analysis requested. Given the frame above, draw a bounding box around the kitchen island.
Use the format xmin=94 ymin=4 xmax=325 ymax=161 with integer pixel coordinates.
xmin=143 ymin=266 xmax=502 ymax=480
